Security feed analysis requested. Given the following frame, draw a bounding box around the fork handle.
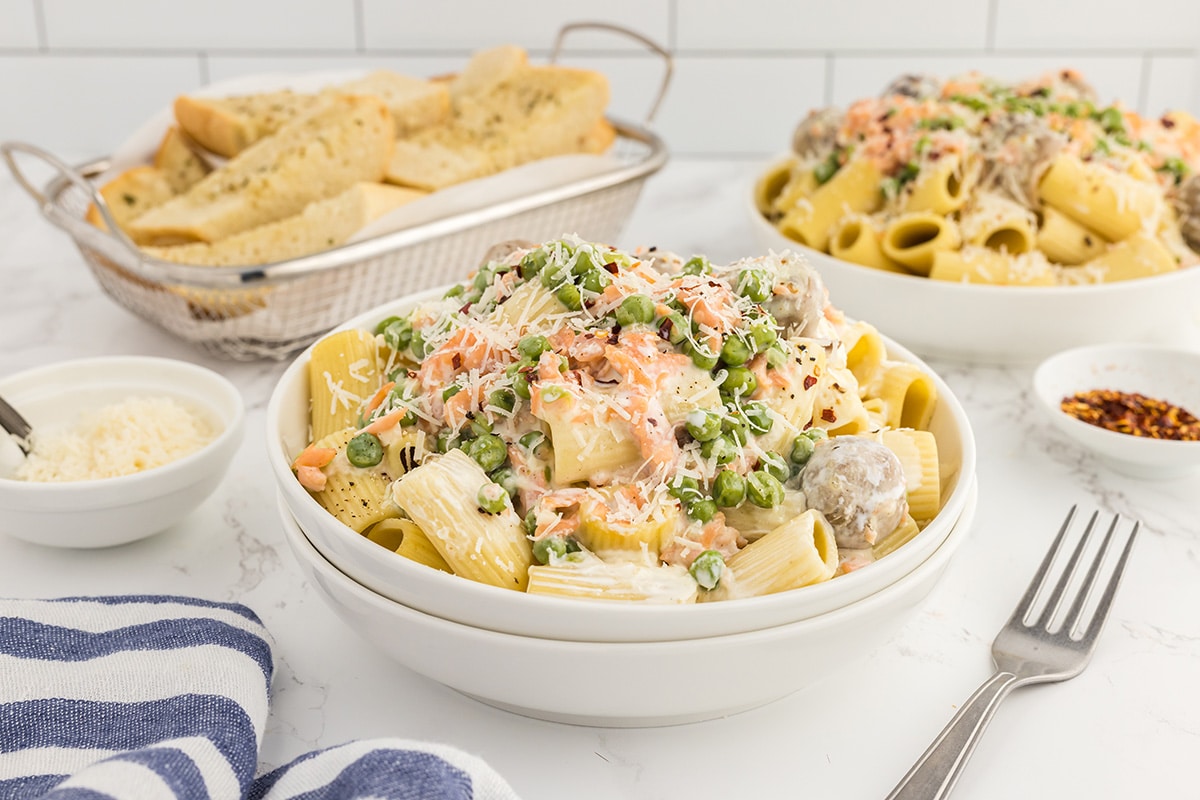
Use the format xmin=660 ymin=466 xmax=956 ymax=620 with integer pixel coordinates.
xmin=884 ymin=671 xmax=1021 ymax=800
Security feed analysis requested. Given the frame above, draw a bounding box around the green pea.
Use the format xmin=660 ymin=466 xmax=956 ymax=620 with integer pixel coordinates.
xmin=399 ymin=409 xmax=417 ymax=427
xmin=682 ymin=255 xmax=710 ymax=276
xmin=374 ymin=315 xmax=402 ymax=335
xmin=668 ymin=475 xmax=704 ymax=504
xmin=468 ymin=416 xmax=493 ymax=438
xmin=532 ymin=535 xmax=580 ymax=564
xmin=712 ymin=469 xmax=747 ymax=508
xmin=581 ymin=269 xmax=610 ymax=294
xmin=689 ymin=550 xmax=725 ymax=590
xmin=441 ymin=385 xmax=461 ymax=402
xmin=804 ymin=427 xmax=829 ymax=441
xmin=765 ymin=343 xmax=788 ymax=369
xmin=555 ymin=283 xmax=583 ymax=311
xmin=722 ymin=417 xmax=748 ymax=446
xmin=659 ymin=311 xmax=689 ymax=345
xmin=518 ymin=334 xmax=551 ymax=360
xmin=345 ymin=432 xmax=384 ymax=468
xmin=518 ymin=430 xmax=552 ymax=460
xmin=740 ymin=401 xmax=773 ymax=434
xmin=488 ymin=388 xmax=517 ymax=413
xmin=473 ymin=268 xmax=494 ymax=291
xmin=685 ymin=409 xmax=723 ymax=442
xmin=541 ymin=265 xmax=568 ymax=289
xmin=477 ymin=483 xmax=509 ymax=514
xmin=434 ymin=429 xmax=459 ymax=454
xmin=746 ymin=470 xmax=784 ymax=508
xmin=489 ymin=467 xmax=519 ymax=499
xmin=736 ymin=269 xmax=773 ymax=303
xmin=687 ymin=341 xmax=720 ymax=371
xmin=720 ymin=366 xmax=758 ymax=399
xmin=540 ymin=385 xmax=567 ymax=404
xmin=512 ymin=372 xmax=531 ymax=400
xmin=720 ymin=335 xmax=753 ymax=367
xmin=523 ymin=509 xmax=538 ymax=536
xmin=443 ymin=285 xmax=465 ymax=299
xmin=466 ymin=434 xmax=507 ymax=472
xmin=519 ymin=250 xmax=548 ymax=279
xmin=1098 ymin=106 xmax=1125 ymax=133
xmin=700 ymin=435 xmax=738 ymax=465
xmin=688 ymin=498 xmax=718 ymax=524
xmin=571 ymin=250 xmax=600 ymax=276
xmin=409 ymin=329 xmax=429 ymax=360
xmin=759 ymin=451 xmax=789 ymax=484
xmin=616 ymin=294 xmax=656 ymax=327
xmin=789 ymin=435 xmax=814 ymax=465
xmin=748 ymin=317 xmax=778 ymax=351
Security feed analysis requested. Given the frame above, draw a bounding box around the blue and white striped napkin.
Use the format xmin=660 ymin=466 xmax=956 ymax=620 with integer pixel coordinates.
xmin=0 ymin=596 xmax=520 ymax=800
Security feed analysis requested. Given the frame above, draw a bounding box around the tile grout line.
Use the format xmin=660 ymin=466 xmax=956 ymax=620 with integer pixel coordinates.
xmin=32 ymin=0 xmax=47 ymax=52
xmin=198 ymin=51 xmax=210 ymax=85
xmin=985 ymin=0 xmax=999 ymax=51
xmin=1137 ymin=52 xmax=1152 ymax=115
xmin=668 ymin=0 xmax=678 ymax=51
xmin=353 ymin=0 xmax=365 ymax=53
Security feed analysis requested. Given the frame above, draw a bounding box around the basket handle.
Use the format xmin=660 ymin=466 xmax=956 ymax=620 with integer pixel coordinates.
xmin=550 ymin=22 xmax=673 ymax=124
xmin=0 ymin=141 xmax=142 ymax=258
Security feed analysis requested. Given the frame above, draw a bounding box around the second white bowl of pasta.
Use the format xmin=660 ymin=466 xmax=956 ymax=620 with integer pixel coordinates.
xmin=750 ymin=69 xmax=1200 ymax=363
xmin=267 ymin=238 xmax=976 ymax=642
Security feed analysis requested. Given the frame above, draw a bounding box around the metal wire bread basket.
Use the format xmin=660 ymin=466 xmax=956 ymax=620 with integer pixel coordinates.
xmin=2 ymin=23 xmax=671 ymax=360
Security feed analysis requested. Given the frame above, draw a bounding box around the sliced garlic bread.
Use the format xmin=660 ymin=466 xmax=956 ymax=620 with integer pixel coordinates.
xmin=449 ymin=45 xmax=528 ymax=99
xmin=173 ymin=89 xmax=323 ymax=159
xmin=332 ymin=70 xmax=449 ymax=136
xmin=153 ymin=126 xmax=211 ymax=193
xmin=143 ymin=182 xmax=425 ymax=267
xmin=385 ymin=64 xmax=610 ymax=190
xmin=130 ymin=95 xmax=395 ymax=246
xmin=85 ymin=166 xmax=177 ymax=236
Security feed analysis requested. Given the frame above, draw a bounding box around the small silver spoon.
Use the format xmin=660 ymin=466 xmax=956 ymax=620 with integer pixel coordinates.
xmin=0 ymin=394 xmax=33 ymax=456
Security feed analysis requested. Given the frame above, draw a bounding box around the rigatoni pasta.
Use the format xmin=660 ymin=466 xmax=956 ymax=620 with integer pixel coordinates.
xmin=760 ymin=69 xmax=1200 ymax=286
xmin=289 ymin=238 xmax=949 ymax=602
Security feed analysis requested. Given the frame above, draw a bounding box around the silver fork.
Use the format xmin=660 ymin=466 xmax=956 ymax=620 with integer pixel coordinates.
xmin=885 ymin=506 xmax=1139 ymax=800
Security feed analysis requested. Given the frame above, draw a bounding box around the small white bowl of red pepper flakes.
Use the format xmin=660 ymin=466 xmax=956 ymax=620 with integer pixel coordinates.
xmin=1033 ymin=344 xmax=1200 ymax=479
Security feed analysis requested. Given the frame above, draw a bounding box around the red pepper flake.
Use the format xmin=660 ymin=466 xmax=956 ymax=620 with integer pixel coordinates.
xmin=1060 ymin=389 xmax=1200 ymax=441
xmin=603 ymin=262 xmax=619 ymax=274
xmin=451 ymin=353 xmax=463 ymax=370
xmin=821 ymin=408 xmax=837 ymax=423
xmin=803 ymin=375 xmax=818 ymax=390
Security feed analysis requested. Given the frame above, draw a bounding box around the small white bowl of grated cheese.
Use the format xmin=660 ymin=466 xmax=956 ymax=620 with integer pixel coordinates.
xmin=0 ymin=356 xmax=244 ymax=548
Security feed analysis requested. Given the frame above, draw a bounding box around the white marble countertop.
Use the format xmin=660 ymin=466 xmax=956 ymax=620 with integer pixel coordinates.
xmin=1 ymin=159 xmax=1198 ymax=799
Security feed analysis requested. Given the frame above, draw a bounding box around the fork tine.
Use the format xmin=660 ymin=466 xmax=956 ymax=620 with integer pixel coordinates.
xmin=1007 ymin=505 xmax=1076 ymax=626
xmin=1061 ymin=514 xmax=1120 ymax=636
xmin=1032 ymin=509 xmax=1099 ymax=630
xmin=1077 ymin=521 xmax=1140 ymax=647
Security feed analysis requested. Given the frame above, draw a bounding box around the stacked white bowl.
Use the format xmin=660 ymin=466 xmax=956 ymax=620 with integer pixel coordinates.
xmin=266 ymin=294 xmax=978 ymax=727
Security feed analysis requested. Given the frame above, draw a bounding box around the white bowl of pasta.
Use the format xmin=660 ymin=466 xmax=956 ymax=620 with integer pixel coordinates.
xmin=267 ymin=238 xmax=977 ymax=642
xmin=279 ymin=479 xmax=977 ymax=726
xmin=750 ymin=68 xmax=1200 ymax=363
xmin=749 ymin=190 xmax=1200 ymax=364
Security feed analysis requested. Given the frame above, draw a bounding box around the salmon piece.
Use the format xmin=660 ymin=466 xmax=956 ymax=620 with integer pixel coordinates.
xmin=291 ymin=444 xmax=336 ymax=470
xmin=296 ymin=465 xmax=328 ymax=492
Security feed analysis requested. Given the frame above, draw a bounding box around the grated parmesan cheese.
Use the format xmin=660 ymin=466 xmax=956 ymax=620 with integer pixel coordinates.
xmin=14 ymin=396 xmax=216 ymax=483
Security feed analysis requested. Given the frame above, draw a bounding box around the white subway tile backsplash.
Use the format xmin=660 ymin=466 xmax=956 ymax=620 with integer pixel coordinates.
xmin=675 ymin=0 xmax=988 ymax=51
xmin=0 ymin=55 xmax=201 ymax=154
xmin=1142 ymin=56 xmax=1199 ymax=115
xmin=831 ymin=55 xmax=1146 ymax=109
xmin=0 ymin=0 xmax=39 ymax=48
xmin=0 ymin=1 xmax=1197 ymax=156
xmin=993 ymin=0 xmax=1200 ymax=50
xmin=653 ymin=57 xmax=826 ymax=155
xmin=41 ymin=0 xmax=356 ymax=50
xmin=361 ymin=0 xmax=670 ymax=52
